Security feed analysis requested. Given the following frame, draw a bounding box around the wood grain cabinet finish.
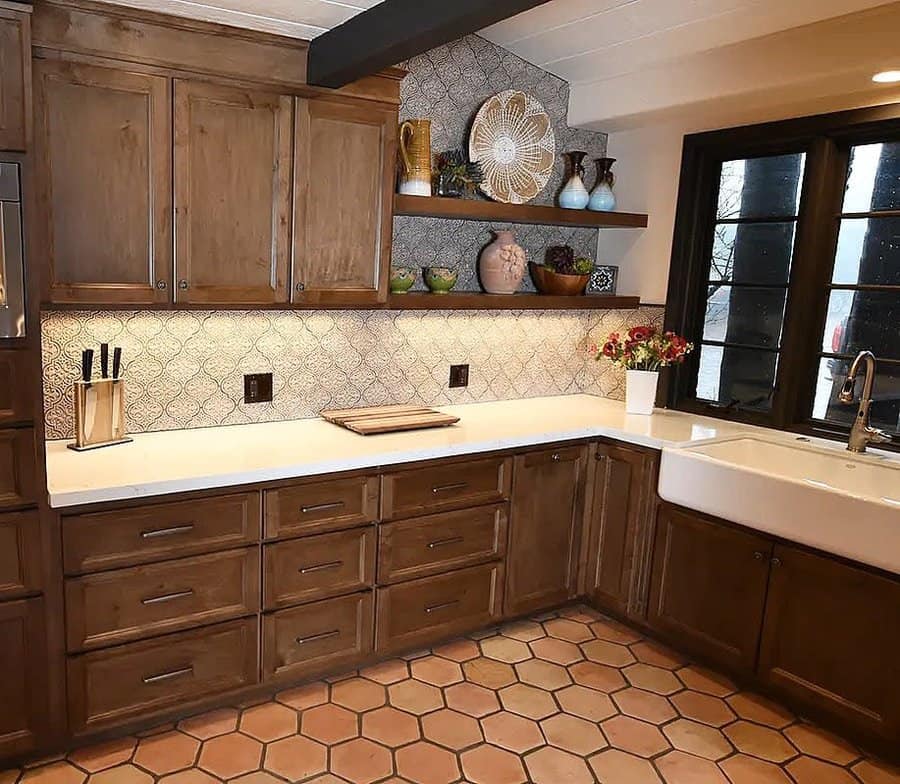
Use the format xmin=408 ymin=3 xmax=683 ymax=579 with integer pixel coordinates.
xmin=263 ymin=591 xmax=374 ymax=682
xmin=292 ymin=99 xmax=396 ymax=305
xmin=0 ymin=428 xmax=36 ymax=509
xmin=0 ymin=350 xmax=33 ymax=426
xmin=62 ymin=491 xmax=261 ymax=574
xmin=174 ymin=80 xmax=292 ymax=304
xmin=68 ymin=617 xmax=258 ymax=733
xmin=264 ymin=527 xmax=375 ymax=610
xmin=33 ymin=59 xmax=172 ymax=304
xmin=0 ymin=509 xmax=41 ymax=600
xmin=378 ymin=504 xmax=508 ymax=584
xmin=264 ymin=474 xmax=379 ymax=539
xmin=505 ymin=446 xmax=586 ymax=616
xmin=759 ymin=545 xmax=900 ymax=742
xmin=65 ymin=548 xmax=260 ymax=652
xmin=0 ymin=8 xmax=31 ymax=151
xmin=382 ymin=456 xmax=512 ymax=521
xmin=0 ymin=598 xmax=46 ymax=759
xmin=648 ymin=505 xmax=772 ymax=673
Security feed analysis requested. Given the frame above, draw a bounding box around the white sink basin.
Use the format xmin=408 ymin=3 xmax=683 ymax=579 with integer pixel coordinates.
xmin=659 ymin=435 xmax=900 ymax=575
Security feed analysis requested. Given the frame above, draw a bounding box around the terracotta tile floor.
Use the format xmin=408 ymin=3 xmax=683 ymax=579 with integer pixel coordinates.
xmin=5 ymin=605 xmax=899 ymax=784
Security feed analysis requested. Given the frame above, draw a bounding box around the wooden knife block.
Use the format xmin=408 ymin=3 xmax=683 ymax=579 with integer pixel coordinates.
xmin=70 ymin=379 xmax=132 ymax=451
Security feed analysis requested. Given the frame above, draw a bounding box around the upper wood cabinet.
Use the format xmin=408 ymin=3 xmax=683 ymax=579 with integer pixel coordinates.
xmin=505 ymin=445 xmax=586 ymax=616
xmin=292 ymin=99 xmax=396 ymax=305
xmin=34 ymin=59 xmax=172 ymax=305
xmin=174 ymin=80 xmax=292 ymax=305
xmin=0 ymin=7 xmax=31 ymax=151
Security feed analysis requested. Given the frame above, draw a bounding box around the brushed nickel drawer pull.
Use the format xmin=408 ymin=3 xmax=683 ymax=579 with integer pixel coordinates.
xmin=425 ymin=599 xmax=459 ymax=614
xmin=141 ymin=524 xmax=195 ymax=539
xmin=142 ymin=665 xmax=193 ymax=685
xmin=141 ymin=589 xmax=194 ymax=605
xmin=432 ymin=482 xmax=468 ymax=494
xmin=299 ymin=560 xmax=343 ymax=575
xmin=301 ymin=501 xmax=345 ymax=514
xmin=551 ymin=453 xmax=561 ymax=462
xmin=428 ymin=536 xmax=464 ymax=549
xmin=296 ymin=629 xmax=340 ymax=645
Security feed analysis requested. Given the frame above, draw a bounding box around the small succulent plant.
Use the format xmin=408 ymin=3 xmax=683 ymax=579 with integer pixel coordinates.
xmin=435 ymin=150 xmax=484 ymax=195
xmin=544 ymin=246 xmax=594 ymax=275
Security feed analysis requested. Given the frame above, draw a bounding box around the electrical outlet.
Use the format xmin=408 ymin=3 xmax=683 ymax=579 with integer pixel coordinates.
xmin=449 ymin=364 xmax=469 ymax=389
xmin=243 ymin=373 xmax=273 ymax=404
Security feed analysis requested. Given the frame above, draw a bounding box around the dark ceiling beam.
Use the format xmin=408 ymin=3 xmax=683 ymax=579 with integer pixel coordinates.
xmin=307 ymin=0 xmax=554 ymax=88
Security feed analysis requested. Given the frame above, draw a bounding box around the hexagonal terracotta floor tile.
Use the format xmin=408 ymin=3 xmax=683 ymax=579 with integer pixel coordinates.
xmin=655 ymin=750 xmax=729 ymax=783
xmin=133 ymin=732 xmax=200 ymax=775
xmin=589 ymin=619 xmax=641 ymax=645
xmin=395 ymin=741 xmax=460 ymax=784
xmin=568 ymin=661 xmax=626 ymax=693
xmin=359 ymin=659 xmax=410 ymax=685
xmin=541 ymin=714 xmax=607 ymax=755
xmin=331 ymin=677 xmax=387 ymax=713
xmin=720 ymin=754 xmax=793 ymax=784
xmin=663 ymin=719 xmax=732 ymax=761
xmin=411 ymin=656 xmax=464 ymax=687
xmin=422 ymin=709 xmax=483 ymax=750
xmin=724 ymin=721 xmax=798 ymax=763
xmin=543 ymin=618 xmax=593 ymax=643
xmin=787 ymin=756 xmax=859 ymax=784
xmin=432 ymin=638 xmax=480 ymax=662
xmin=726 ymin=692 xmax=794 ymax=728
xmin=85 ymin=765 xmax=151 ymax=784
xmin=624 ymin=663 xmax=682 ymax=695
xmin=480 ymin=712 xmax=544 ymax=754
xmin=264 ymin=735 xmax=327 ymax=782
xmin=670 ymin=690 xmax=736 ymax=728
xmin=301 ymin=704 xmax=359 ymax=744
xmin=499 ymin=620 xmax=545 ymax=642
xmin=157 ymin=769 xmax=218 ymax=784
xmin=581 ymin=639 xmax=636 ymax=667
xmin=515 ymin=659 xmax=571 ymax=691
xmin=445 ymin=682 xmax=500 ymax=718
xmin=612 ymin=687 xmax=677 ymax=724
xmin=239 ymin=702 xmax=298 ymax=742
xmin=388 ymin=679 xmax=444 ymax=715
xmin=463 ymin=658 xmax=517 ymax=690
xmin=330 ymin=738 xmax=393 ymax=784
xmin=230 ymin=773 xmax=285 ymax=784
xmin=589 ymin=749 xmax=662 ymax=784
xmin=601 ymin=715 xmax=670 ymax=758
xmin=676 ymin=665 xmax=737 ymax=697
xmin=178 ymin=708 xmax=240 ymax=740
xmin=462 ymin=744 xmax=527 ymax=784
xmin=530 ymin=638 xmax=583 ymax=666
xmin=20 ymin=762 xmax=87 ymax=784
xmin=630 ymin=640 xmax=686 ymax=670
xmin=783 ymin=724 xmax=860 ymax=766
xmin=556 ymin=685 xmax=616 ymax=721
xmin=525 ymin=746 xmax=593 ymax=784
xmin=275 ymin=681 xmax=329 ymax=710
xmin=67 ymin=737 xmax=136 ymax=772
xmin=197 ymin=733 xmax=262 ymax=779
xmin=362 ymin=706 xmax=420 ymax=748
xmin=499 ymin=684 xmax=558 ymax=720
xmin=852 ymin=759 xmax=900 ymax=784
xmin=481 ymin=636 xmax=533 ymax=664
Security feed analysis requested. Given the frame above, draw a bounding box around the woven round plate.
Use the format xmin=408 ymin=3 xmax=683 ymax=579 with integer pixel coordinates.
xmin=469 ymin=90 xmax=556 ymax=204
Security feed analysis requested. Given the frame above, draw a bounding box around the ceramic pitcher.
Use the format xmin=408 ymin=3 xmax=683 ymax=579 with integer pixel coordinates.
xmin=399 ymin=119 xmax=432 ymax=196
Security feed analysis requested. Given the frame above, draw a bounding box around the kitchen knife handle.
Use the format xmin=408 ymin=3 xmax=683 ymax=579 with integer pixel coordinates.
xmin=82 ymin=349 xmax=94 ymax=383
xmin=112 ymin=347 xmax=122 ymax=379
xmin=100 ymin=343 xmax=109 ymax=379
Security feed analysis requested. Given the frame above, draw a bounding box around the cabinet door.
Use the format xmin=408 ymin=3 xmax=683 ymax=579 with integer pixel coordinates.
xmin=648 ymin=505 xmax=771 ymax=673
xmin=33 ymin=59 xmax=172 ymax=304
xmin=174 ymin=80 xmax=292 ymax=304
xmin=759 ymin=545 xmax=900 ymax=742
xmin=505 ymin=445 xmax=586 ymax=616
xmin=0 ymin=598 xmax=47 ymax=759
xmin=586 ymin=442 xmax=659 ymax=618
xmin=292 ymin=99 xmax=395 ymax=305
xmin=0 ymin=8 xmax=30 ymax=151
xmin=0 ymin=350 xmax=33 ymax=426
xmin=0 ymin=428 xmax=36 ymax=509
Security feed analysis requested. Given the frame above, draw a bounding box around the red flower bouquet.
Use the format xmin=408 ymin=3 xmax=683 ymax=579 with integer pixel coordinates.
xmin=597 ymin=326 xmax=693 ymax=371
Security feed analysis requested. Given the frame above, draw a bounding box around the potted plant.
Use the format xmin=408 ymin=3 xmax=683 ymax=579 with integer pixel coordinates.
xmin=597 ymin=326 xmax=693 ymax=414
xmin=434 ymin=150 xmax=484 ymax=198
xmin=530 ymin=245 xmax=595 ymax=295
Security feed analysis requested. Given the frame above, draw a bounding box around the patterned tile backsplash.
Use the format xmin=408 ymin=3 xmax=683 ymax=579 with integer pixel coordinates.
xmin=41 ymin=307 xmax=664 ymax=439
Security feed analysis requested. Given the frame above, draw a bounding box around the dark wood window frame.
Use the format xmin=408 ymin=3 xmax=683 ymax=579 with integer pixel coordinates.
xmin=664 ymin=102 xmax=900 ymax=447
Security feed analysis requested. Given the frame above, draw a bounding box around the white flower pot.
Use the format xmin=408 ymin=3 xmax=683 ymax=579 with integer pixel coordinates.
xmin=625 ymin=370 xmax=659 ymax=415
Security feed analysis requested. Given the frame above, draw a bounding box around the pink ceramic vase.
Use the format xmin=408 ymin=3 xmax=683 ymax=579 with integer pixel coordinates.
xmin=478 ymin=230 xmax=527 ymax=294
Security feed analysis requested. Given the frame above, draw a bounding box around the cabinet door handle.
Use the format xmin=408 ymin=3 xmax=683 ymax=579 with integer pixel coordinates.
xmin=428 ymin=536 xmax=464 ymax=550
xmin=299 ymin=560 xmax=343 ymax=575
xmin=156 ymin=280 xmax=167 ymax=290
xmin=771 ymin=557 xmax=782 ymax=568
xmin=301 ymin=501 xmax=345 ymax=514
xmin=295 ymin=282 xmax=305 ymax=292
xmin=432 ymin=482 xmax=468 ymax=494
xmin=178 ymin=279 xmax=189 ymax=290
xmin=142 ymin=665 xmax=193 ymax=685
xmin=296 ymin=629 xmax=340 ymax=645
xmin=425 ymin=599 xmax=459 ymax=614
xmin=551 ymin=453 xmax=561 ymax=461
xmin=141 ymin=589 xmax=194 ymax=605
xmin=753 ymin=551 xmax=765 ymax=561
xmin=141 ymin=524 xmax=195 ymax=539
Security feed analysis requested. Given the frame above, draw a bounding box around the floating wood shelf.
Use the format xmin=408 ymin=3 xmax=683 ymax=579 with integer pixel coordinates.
xmin=394 ymin=194 xmax=648 ymax=229
xmin=387 ymin=293 xmax=641 ymax=310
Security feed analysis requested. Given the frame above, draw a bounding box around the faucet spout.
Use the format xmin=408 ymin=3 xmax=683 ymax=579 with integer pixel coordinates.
xmin=839 ymin=350 xmax=891 ymax=454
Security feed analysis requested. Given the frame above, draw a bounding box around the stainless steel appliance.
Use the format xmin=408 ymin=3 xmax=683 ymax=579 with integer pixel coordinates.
xmin=0 ymin=161 xmax=26 ymax=338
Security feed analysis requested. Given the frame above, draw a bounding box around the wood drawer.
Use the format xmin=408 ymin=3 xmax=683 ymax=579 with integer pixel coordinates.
xmin=264 ymin=474 xmax=379 ymax=539
xmin=378 ymin=504 xmax=507 ymax=584
xmin=68 ymin=617 xmax=258 ymax=733
xmin=63 ymin=492 xmax=261 ymax=574
xmin=0 ymin=509 xmax=41 ymax=600
xmin=264 ymin=526 xmax=375 ymax=610
xmin=0 ymin=428 xmax=36 ymax=509
xmin=381 ymin=456 xmax=512 ymax=520
xmin=376 ymin=562 xmax=504 ymax=654
xmin=65 ymin=548 xmax=260 ymax=652
xmin=0 ymin=350 xmax=33 ymax=426
xmin=263 ymin=591 xmax=373 ymax=682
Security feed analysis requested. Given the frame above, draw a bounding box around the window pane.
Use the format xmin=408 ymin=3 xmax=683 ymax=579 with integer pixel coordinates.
xmin=832 ymin=216 xmax=900 ymax=286
xmin=842 ymin=142 xmax=900 ymax=213
xmin=824 ymin=289 xmax=900 ymax=361
xmin=703 ymin=285 xmax=787 ymax=348
xmin=716 ymin=153 xmax=806 ymax=219
xmin=696 ymin=344 xmax=777 ymax=410
xmin=812 ymin=357 xmax=900 ymax=435
xmin=709 ymin=222 xmax=796 ymax=285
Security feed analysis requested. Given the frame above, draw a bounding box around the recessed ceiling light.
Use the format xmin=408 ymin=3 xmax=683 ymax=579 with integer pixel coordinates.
xmin=872 ymin=70 xmax=900 ymax=83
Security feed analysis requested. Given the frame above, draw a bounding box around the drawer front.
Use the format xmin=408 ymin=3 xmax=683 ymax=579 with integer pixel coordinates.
xmin=0 ymin=350 xmax=33 ymax=426
xmin=379 ymin=504 xmax=507 ymax=584
xmin=263 ymin=591 xmax=374 ymax=682
xmin=376 ymin=563 xmax=504 ymax=654
xmin=0 ymin=428 xmax=36 ymax=509
xmin=0 ymin=509 xmax=41 ymax=599
xmin=264 ymin=526 xmax=375 ymax=610
xmin=65 ymin=548 xmax=260 ymax=652
xmin=381 ymin=456 xmax=512 ymax=520
xmin=68 ymin=617 xmax=258 ymax=733
xmin=265 ymin=474 xmax=379 ymax=539
xmin=63 ymin=492 xmax=261 ymax=574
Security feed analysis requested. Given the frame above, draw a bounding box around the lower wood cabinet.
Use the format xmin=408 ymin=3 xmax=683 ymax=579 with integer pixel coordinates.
xmin=0 ymin=428 xmax=36 ymax=509
xmin=0 ymin=510 xmax=41 ymax=600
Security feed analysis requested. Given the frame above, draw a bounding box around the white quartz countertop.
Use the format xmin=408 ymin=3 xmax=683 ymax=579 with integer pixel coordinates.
xmin=45 ymin=394 xmax=752 ymax=508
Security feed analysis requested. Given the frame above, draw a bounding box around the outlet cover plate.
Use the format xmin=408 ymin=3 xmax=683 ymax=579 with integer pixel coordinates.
xmin=244 ymin=373 xmax=273 ymax=404
xmin=449 ymin=364 xmax=469 ymax=389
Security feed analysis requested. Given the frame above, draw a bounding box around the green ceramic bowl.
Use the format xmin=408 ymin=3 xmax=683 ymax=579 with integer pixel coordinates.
xmin=423 ymin=266 xmax=458 ymax=294
xmin=390 ymin=266 xmax=417 ymax=294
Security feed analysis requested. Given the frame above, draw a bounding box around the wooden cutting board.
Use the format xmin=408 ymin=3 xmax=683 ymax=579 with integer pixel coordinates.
xmin=321 ymin=404 xmax=460 ymax=435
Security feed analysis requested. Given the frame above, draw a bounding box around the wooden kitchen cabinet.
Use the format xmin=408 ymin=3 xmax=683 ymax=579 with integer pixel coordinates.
xmin=33 ymin=59 xmax=172 ymax=304
xmin=174 ymin=80 xmax=292 ymax=304
xmin=759 ymin=544 xmax=900 ymax=743
xmin=292 ymin=98 xmax=396 ymax=305
xmin=0 ymin=428 xmax=36 ymax=509
xmin=505 ymin=445 xmax=586 ymax=616
xmin=0 ymin=7 xmax=31 ymax=151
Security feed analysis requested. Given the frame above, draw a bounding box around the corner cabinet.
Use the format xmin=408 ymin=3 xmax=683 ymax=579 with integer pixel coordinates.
xmin=292 ymin=98 xmax=396 ymax=306
xmin=0 ymin=6 xmax=30 ymax=151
